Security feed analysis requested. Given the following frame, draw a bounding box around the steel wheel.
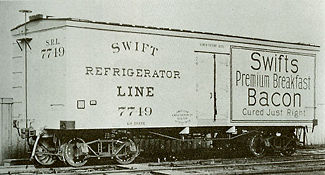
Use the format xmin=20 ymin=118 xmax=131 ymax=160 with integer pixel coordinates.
xmin=249 ymin=133 xmax=266 ymax=157
xmin=34 ymin=138 xmax=56 ymax=166
xmin=63 ymin=138 xmax=88 ymax=167
xmin=281 ymin=138 xmax=297 ymax=156
xmin=115 ymin=138 xmax=139 ymax=165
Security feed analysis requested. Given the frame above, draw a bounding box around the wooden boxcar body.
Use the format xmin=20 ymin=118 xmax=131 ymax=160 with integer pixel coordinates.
xmin=10 ymin=16 xmax=319 ymax=166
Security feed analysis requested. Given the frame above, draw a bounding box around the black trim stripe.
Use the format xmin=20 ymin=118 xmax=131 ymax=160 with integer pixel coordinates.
xmin=11 ymin=56 xmax=22 ymax=59
xmin=11 ymin=25 xmax=66 ymax=37
xmin=12 ymin=71 xmax=22 ymax=74
xmin=231 ymin=120 xmax=314 ymax=123
xmin=230 ymin=46 xmax=233 ymax=122
xmin=194 ymin=50 xmax=230 ymax=55
xmin=231 ymin=45 xmax=316 ymax=57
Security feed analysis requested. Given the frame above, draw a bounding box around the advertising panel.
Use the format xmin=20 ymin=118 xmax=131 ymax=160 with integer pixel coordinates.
xmin=231 ymin=46 xmax=315 ymax=122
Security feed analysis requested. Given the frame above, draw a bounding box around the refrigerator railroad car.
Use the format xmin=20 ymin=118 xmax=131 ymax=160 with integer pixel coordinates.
xmin=11 ymin=15 xmax=319 ymax=166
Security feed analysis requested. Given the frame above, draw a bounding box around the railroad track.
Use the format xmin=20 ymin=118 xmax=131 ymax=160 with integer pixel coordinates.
xmin=2 ymin=149 xmax=325 ymax=174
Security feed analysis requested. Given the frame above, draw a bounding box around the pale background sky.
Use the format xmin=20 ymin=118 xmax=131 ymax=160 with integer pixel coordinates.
xmin=0 ymin=0 xmax=324 ymax=143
